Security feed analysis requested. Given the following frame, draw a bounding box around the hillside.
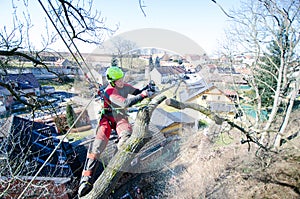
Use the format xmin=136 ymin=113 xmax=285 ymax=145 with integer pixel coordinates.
xmin=114 ymin=116 xmax=300 ymax=198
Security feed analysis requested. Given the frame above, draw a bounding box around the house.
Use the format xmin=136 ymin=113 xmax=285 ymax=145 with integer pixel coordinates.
xmin=179 ymin=78 xmax=236 ymax=119
xmin=199 ymin=64 xmax=248 ymax=91
xmin=159 ymin=53 xmax=183 ymax=67
xmin=150 ymin=66 xmax=185 ymax=84
xmin=55 ymin=58 xmax=74 ymax=69
xmin=184 ymin=54 xmax=210 ymax=66
xmin=0 ymin=115 xmax=83 ymax=197
xmin=150 ymin=108 xmax=196 ymax=137
xmin=0 ymin=73 xmax=41 ymax=107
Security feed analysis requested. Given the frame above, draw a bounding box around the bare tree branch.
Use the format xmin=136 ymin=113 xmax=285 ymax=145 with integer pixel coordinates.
xmin=211 ymin=0 xmax=235 ymax=19
xmin=139 ymin=0 xmax=147 ymax=17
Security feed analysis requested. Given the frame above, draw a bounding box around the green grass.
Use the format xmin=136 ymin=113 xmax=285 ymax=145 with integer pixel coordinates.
xmin=39 ymin=79 xmax=74 ymax=91
xmin=66 ymin=129 xmax=95 ymax=141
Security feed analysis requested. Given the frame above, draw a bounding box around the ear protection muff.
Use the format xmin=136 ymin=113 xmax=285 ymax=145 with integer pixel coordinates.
xmin=107 ymin=74 xmax=115 ymax=87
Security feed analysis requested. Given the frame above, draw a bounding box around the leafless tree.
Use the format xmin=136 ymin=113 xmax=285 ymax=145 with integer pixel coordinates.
xmin=0 ymin=0 xmax=116 ymax=109
xmin=220 ymin=0 xmax=300 ymax=149
xmin=110 ymin=36 xmax=138 ymax=68
xmin=0 ymin=0 xmax=115 ymax=198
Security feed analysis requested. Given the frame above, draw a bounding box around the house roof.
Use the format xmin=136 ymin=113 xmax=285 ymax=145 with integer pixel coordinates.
xmin=73 ymin=108 xmax=192 ymax=166
xmin=179 ymin=78 xmax=213 ymax=102
xmin=0 ymin=115 xmax=58 ymax=138
xmin=55 ymin=58 xmax=73 ymax=67
xmin=0 ymin=73 xmax=40 ymax=95
xmin=0 ymin=115 xmax=74 ymax=177
xmin=223 ymin=89 xmax=238 ymax=96
xmin=161 ymin=53 xmax=170 ymax=61
xmin=216 ymin=67 xmax=239 ymax=74
xmin=151 ymin=108 xmax=195 ymax=130
xmin=73 ymin=121 xmax=167 ymax=165
xmin=153 ymin=66 xmax=185 ymax=76
xmin=208 ymin=102 xmax=236 ymax=113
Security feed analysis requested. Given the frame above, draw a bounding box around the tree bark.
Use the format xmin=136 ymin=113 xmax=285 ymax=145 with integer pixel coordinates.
xmin=274 ymin=79 xmax=300 ymax=148
xmin=81 ymin=96 xmax=166 ymax=199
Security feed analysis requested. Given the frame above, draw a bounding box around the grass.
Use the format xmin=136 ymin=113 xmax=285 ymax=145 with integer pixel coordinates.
xmin=66 ymin=128 xmax=95 ymax=141
xmin=39 ymin=79 xmax=74 ymax=91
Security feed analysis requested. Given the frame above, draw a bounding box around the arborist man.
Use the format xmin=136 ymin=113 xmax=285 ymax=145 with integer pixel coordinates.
xmin=78 ymin=66 xmax=154 ymax=197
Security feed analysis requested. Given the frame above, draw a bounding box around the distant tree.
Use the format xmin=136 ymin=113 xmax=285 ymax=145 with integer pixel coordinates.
xmin=66 ymin=104 xmax=76 ymax=128
xmin=254 ymin=39 xmax=284 ymax=109
xmin=178 ymin=59 xmax=183 ymax=65
xmin=110 ymin=37 xmax=137 ymax=68
xmin=149 ymin=55 xmax=153 ymax=66
xmin=155 ymin=56 xmax=160 ymax=67
xmin=111 ymin=56 xmax=119 ymax=66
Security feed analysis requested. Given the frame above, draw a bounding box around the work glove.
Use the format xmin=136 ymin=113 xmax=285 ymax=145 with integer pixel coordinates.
xmin=141 ymin=90 xmax=155 ymax=98
xmin=147 ymin=91 xmax=155 ymax=98
xmin=148 ymin=80 xmax=157 ymax=92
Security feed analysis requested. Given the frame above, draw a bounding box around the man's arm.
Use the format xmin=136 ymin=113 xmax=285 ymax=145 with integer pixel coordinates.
xmin=106 ymin=87 xmax=147 ymax=108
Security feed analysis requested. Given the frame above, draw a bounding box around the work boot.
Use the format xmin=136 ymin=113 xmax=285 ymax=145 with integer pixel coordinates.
xmin=78 ymin=158 xmax=99 ymax=197
xmin=78 ymin=180 xmax=93 ymax=197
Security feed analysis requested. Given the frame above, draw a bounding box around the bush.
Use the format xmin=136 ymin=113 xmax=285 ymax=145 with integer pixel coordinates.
xmin=66 ymin=104 xmax=76 ymax=128
xmin=198 ymin=120 xmax=208 ymax=129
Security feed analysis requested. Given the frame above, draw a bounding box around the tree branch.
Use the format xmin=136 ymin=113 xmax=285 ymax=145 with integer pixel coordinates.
xmin=82 ymin=95 xmax=167 ymax=199
xmin=165 ymin=98 xmax=268 ymax=150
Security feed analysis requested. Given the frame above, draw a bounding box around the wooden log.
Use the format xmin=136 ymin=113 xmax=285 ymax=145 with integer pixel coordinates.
xmin=81 ymin=95 xmax=167 ymax=199
xmin=165 ymin=98 xmax=224 ymax=125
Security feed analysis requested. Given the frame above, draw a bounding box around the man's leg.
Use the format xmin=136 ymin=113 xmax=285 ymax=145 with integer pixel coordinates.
xmin=78 ymin=118 xmax=111 ymax=197
xmin=116 ymin=118 xmax=132 ymax=150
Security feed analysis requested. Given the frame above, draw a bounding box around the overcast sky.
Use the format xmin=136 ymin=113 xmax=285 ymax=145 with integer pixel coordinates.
xmin=0 ymin=0 xmax=241 ymax=56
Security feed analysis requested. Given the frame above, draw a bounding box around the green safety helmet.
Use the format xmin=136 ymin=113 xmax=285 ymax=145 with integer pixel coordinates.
xmin=106 ymin=66 xmax=124 ymax=82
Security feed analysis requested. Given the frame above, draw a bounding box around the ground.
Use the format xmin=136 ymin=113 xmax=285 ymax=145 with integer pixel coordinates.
xmin=117 ymin=124 xmax=300 ymax=199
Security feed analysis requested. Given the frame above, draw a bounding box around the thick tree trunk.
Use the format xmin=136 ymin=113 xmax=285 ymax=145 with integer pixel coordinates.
xmin=81 ymin=96 xmax=166 ymax=199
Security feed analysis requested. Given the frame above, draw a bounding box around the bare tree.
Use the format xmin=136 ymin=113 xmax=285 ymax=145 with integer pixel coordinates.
xmin=221 ymin=0 xmax=300 ymax=149
xmin=0 ymin=0 xmax=116 ymax=109
xmin=110 ymin=36 xmax=138 ymax=68
xmin=0 ymin=0 xmax=115 ymax=198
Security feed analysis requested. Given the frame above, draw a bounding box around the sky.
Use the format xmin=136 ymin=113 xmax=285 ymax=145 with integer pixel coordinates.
xmin=0 ymin=0 xmax=241 ymax=56
xmin=92 ymin=0 xmax=239 ymax=54
xmin=93 ymin=0 xmax=240 ymax=55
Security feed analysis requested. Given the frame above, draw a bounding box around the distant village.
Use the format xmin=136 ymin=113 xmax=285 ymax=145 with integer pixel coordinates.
xmin=0 ymin=50 xmax=256 ymax=198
